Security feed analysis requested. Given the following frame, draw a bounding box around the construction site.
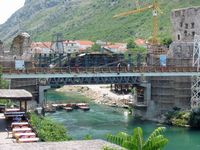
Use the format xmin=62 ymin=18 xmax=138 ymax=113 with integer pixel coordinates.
xmin=0 ymin=3 xmax=200 ymax=121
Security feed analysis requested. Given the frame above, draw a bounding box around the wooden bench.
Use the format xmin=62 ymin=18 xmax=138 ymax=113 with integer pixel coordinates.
xmin=11 ymin=122 xmax=29 ymax=128
xmin=14 ymin=132 xmax=36 ymax=139
xmin=17 ymin=137 xmax=39 ymax=143
xmin=5 ymin=108 xmax=20 ymax=112
xmin=12 ymin=127 xmax=32 ymax=134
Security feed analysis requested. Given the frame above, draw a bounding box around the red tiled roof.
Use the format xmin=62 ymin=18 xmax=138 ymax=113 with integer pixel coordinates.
xmin=104 ymin=43 xmax=127 ymax=52
xmin=76 ymin=40 xmax=94 ymax=45
xmin=31 ymin=42 xmax=51 ymax=49
xmin=134 ymin=39 xmax=146 ymax=46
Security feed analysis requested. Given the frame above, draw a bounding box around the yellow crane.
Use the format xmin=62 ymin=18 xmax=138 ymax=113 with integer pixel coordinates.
xmin=114 ymin=0 xmax=162 ymax=45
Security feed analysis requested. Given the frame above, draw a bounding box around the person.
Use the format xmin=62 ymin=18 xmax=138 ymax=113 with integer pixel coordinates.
xmin=127 ymin=63 xmax=130 ymax=72
xmin=117 ymin=63 xmax=121 ymax=74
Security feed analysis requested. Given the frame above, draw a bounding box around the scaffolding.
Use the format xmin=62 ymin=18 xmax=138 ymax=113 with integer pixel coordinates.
xmin=191 ymin=35 xmax=200 ymax=108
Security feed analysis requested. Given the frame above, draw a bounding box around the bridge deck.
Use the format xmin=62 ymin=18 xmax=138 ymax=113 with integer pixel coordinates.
xmin=2 ymin=67 xmax=199 ymax=79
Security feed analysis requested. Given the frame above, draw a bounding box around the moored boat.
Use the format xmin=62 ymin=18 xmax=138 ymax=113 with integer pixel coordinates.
xmin=79 ymin=106 xmax=90 ymax=111
xmin=63 ymin=107 xmax=73 ymax=112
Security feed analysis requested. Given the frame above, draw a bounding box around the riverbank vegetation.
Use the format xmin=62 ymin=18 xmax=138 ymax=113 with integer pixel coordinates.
xmin=165 ymin=106 xmax=200 ymax=128
xmin=189 ymin=107 xmax=200 ymax=128
xmin=165 ymin=107 xmax=190 ymax=127
xmin=107 ymin=127 xmax=168 ymax=150
xmin=29 ymin=113 xmax=71 ymax=142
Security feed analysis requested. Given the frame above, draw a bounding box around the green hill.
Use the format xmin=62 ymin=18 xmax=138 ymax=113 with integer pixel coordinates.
xmin=0 ymin=0 xmax=200 ymax=44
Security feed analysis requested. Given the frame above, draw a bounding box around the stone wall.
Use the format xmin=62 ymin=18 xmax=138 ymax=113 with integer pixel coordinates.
xmin=171 ymin=6 xmax=200 ymax=42
xmin=169 ymin=42 xmax=193 ymax=59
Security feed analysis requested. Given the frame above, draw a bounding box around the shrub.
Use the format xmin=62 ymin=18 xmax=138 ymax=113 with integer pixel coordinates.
xmin=189 ymin=107 xmax=200 ymax=128
xmin=102 ymin=146 xmax=120 ymax=150
xmin=30 ymin=113 xmax=71 ymax=141
xmin=165 ymin=108 xmax=190 ymax=127
xmin=107 ymin=127 xmax=168 ymax=150
xmin=83 ymin=134 xmax=92 ymax=140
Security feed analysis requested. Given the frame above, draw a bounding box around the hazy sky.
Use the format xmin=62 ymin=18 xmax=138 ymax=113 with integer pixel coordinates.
xmin=0 ymin=0 xmax=25 ymax=24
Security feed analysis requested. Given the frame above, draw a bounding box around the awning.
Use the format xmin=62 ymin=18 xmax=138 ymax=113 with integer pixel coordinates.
xmin=0 ymin=89 xmax=32 ymax=100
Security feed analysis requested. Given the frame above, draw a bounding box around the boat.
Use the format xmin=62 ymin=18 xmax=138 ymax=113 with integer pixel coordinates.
xmin=63 ymin=107 xmax=73 ymax=112
xmin=79 ymin=106 xmax=90 ymax=111
xmin=76 ymin=103 xmax=88 ymax=107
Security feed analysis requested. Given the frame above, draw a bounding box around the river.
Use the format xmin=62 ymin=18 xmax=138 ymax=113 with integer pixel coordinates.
xmin=45 ymin=90 xmax=200 ymax=150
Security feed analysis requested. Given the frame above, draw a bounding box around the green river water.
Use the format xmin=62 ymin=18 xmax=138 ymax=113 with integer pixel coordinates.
xmin=46 ymin=90 xmax=200 ymax=150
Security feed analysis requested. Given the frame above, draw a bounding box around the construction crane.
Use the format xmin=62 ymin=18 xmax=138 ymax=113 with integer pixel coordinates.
xmin=114 ymin=0 xmax=162 ymax=45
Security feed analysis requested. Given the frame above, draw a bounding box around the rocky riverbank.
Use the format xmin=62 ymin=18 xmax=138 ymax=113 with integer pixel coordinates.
xmin=56 ymin=85 xmax=133 ymax=108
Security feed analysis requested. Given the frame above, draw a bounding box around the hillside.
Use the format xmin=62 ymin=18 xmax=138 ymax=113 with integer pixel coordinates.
xmin=0 ymin=0 xmax=200 ymax=44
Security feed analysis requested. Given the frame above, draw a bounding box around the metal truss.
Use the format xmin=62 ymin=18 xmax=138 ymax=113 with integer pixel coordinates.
xmin=45 ymin=76 xmax=139 ymax=86
xmin=191 ymin=35 xmax=200 ymax=108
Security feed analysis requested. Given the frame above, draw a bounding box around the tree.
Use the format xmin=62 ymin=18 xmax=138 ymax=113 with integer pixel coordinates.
xmin=0 ymin=66 xmax=8 ymax=89
xmin=90 ymin=43 xmax=101 ymax=52
xmin=127 ymin=39 xmax=137 ymax=49
xmin=189 ymin=107 xmax=200 ymax=128
xmin=160 ymin=37 xmax=172 ymax=48
xmin=107 ymin=127 xmax=168 ymax=150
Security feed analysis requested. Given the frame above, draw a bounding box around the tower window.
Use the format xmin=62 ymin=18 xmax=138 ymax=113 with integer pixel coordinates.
xmin=192 ymin=31 xmax=195 ymax=37
xmin=191 ymin=22 xmax=195 ymax=29
xmin=180 ymin=22 xmax=183 ymax=28
xmin=184 ymin=30 xmax=187 ymax=36
xmin=185 ymin=23 xmax=188 ymax=29
xmin=177 ymin=34 xmax=180 ymax=40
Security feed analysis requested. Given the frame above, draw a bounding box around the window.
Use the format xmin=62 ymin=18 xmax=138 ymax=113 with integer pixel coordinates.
xmin=185 ymin=23 xmax=188 ymax=29
xmin=184 ymin=30 xmax=187 ymax=36
xmin=175 ymin=11 xmax=181 ymax=17
xmin=180 ymin=22 xmax=183 ymax=28
xmin=177 ymin=34 xmax=180 ymax=40
xmin=191 ymin=22 xmax=195 ymax=29
xmin=192 ymin=31 xmax=195 ymax=37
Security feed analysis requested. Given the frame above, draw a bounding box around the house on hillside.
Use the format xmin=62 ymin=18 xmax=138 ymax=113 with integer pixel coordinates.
xmin=103 ymin=43 xmax=127 ymax=53
xmin=30 ymin=42 xmax=52 ymax=54
xmin=63 ymin=40 xmax=79 ymax=53
xmin=76 ymin=40 xmax=94 ymax=52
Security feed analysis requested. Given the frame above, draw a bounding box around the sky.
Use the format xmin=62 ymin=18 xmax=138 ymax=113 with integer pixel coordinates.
xmin=0 ymin=0 xmax=25 ymax=24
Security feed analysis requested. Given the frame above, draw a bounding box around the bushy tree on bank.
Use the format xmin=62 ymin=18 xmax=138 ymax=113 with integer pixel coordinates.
xmin=189 ymin=107 xmax=200 ymax=128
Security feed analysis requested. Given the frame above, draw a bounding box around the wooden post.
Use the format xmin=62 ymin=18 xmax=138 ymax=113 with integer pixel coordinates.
xmin=20 ymin=101 xmax=22 ymax=111
xmin=25 ymin=101 xmax=27 ymax=112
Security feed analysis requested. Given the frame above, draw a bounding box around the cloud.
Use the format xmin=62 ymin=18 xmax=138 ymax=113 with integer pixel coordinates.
xmin=0 ymin=0 xmax=25 ymax=24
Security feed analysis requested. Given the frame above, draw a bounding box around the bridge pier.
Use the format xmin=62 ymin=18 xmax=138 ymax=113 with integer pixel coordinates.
xmin=131 ymin=81 xmax=152 ymax=119
xmin=39 ymin=86 xmax=51 ymax=106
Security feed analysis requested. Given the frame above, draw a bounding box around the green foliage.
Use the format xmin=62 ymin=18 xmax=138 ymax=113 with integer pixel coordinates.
xmin=107 ymin=127 xmax=168 ymax=150
xmin=189 ymin=107 xmax=200 ymax=128
xmin=160 ymin=36 xmax=172 ymax=48
xmin=0 ymin=66 xmax=8 ymax=89
xmin=124 ymin=46 xmax=147 ymax=65
xmin=127 ymin=39 xmax=137 ymax=49
xmin=89 ymin=43 xmax=101 ymax=52
xmin=30 ymin=113 xmax=71 ymax=142
xmin=102 ymin=146 xmax=121 ymax=150
xmin=165 ymin=108 xmax=190 ymax=127
xmin=3 ymin=0 xmax=200 ymax=44
xmin=83 ymin=134 xmax=93 ymax=140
